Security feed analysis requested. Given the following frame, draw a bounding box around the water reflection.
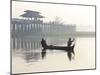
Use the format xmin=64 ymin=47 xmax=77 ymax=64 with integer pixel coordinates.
xmin=11 ymin=36 xmax=68 ymax=62
xmin=11 ymin=37 xmax=42 ymax=62
xmin=12 ymin=38 xmax=41 ymax=50
xmin=23 ymin=51 xmax=41 ymax=63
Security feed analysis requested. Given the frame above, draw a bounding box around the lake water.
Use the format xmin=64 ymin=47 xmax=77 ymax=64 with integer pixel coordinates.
xmin=12 ymin=36 xmax=95 ymax=74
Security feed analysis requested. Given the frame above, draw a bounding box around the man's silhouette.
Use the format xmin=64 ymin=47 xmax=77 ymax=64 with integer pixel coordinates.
xmin=41 ymin=38 xmax=47 ymax=59
xmin=67 ymin=38 xmax=74 ymax=47
xmin=67 ymin=38 xmax=75 ymax=61
xmin=41 ymin=38 xmax=47 ymax=48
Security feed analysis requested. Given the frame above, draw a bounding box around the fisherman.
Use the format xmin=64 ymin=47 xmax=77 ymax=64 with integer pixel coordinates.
xmin=41 ymin=38 xmax=47 ymax=48
xmin=67 ymin=38 xmax=75 ymax=47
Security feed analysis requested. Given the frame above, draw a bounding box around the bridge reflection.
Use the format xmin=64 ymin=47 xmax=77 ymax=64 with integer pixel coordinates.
xmin=11 ymin=37 xmax=68 ymax=62
xmin=11 ymin=37 xmax=42 ymax=62
xmin=11 ymin=38 xmax=41 ymax=50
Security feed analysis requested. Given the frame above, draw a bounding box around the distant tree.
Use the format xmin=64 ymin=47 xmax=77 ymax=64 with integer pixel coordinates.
xmin=48 ymin=16 xmax=64 ymax=25
xmin=53 ymin=16 xmax=64 ymax=25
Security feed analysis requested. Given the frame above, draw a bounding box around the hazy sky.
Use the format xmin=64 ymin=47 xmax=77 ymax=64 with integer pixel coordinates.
xmin=12 ymin=1 xmax=95 ymax=31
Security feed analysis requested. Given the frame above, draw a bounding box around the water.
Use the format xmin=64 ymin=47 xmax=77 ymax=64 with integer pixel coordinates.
xmin=12 ymin=36 xmax=95 ymax=74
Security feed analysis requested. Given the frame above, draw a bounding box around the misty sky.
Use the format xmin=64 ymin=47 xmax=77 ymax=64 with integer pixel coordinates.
xmin=12 ymin=1 xmax=95 ymax=31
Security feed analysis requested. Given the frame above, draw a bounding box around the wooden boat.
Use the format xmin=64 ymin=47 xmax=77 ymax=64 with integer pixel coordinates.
xmin=41 ymin=40 xmax=75 ymax=61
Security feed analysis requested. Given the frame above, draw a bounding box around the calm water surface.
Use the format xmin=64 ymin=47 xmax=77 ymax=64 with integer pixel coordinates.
xmin=12 ymin=36 xmax=95 ymax=74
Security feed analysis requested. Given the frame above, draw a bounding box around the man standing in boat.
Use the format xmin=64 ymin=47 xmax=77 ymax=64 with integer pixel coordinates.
xmin=67 ymin=38 xmax=75 ymax=47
